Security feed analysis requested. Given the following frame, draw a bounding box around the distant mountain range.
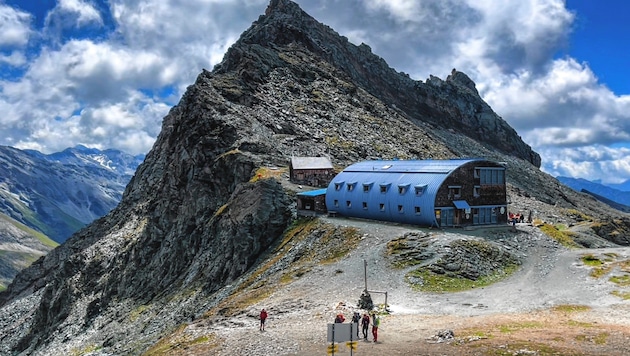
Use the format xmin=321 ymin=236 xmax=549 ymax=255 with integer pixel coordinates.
xmin=0 ymin=145 xmax=144 ymax=243
xmin=557 ymin=176 xmax=630 ymax=211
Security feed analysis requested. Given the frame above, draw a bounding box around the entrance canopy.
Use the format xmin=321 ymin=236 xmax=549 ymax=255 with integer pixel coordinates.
xmin=453 ymin=200 xmax=471 ymax=209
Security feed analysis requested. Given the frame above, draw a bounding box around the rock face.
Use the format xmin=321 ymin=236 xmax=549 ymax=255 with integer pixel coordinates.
xmin=0 ymin=0 xmax=623 ymax=355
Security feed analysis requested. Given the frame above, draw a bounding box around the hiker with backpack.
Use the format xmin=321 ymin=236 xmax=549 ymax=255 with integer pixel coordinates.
xmin=361 ymin=313 xmax=370 ymax=340
xmin=371 ymin=313 xmax=380 ymax=342
xmin=351 ymin=312 xmax=361 ymax=338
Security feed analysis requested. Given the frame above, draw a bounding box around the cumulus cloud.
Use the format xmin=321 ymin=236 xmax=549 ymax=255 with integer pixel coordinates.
xmin=0 ymin=3 xmax=32 ymax=47
xmin=542 ymin=145 xmax=630 ymax=184
xmin=329 ymin=0 xmax=629 ymax=184
xmin=1 ymin=0 xmax=630 ymax=185
xmin=45 ymin=0 xmax=103 ymax=28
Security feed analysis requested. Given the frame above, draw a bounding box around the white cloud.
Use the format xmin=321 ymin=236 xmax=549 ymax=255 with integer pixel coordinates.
xmin=0 ymin=3 xmax=32 ymax=47
xmin=2 ymin=0 xmax=630 ymax=186
xmin=542 ymin=145 xmax=630 ymax=184
xmin=0 ymin=51 xmax=26 ymax=66
xmin=45 ymin=0 xmax=103 ymax=28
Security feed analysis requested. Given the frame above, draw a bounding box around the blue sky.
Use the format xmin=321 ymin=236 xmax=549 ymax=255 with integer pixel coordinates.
xmin=1 ymin=0 xmax=630 ymax=185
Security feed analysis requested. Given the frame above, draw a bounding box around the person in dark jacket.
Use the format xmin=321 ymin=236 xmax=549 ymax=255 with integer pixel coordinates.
xmin=361 ymin=313 xmax=370 ymax=340
xmin=351 ymin=312 xmax=361 ymax=338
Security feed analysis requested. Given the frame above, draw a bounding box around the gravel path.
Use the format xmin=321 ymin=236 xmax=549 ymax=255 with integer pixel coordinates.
xmin=192 ymin=217 xmax=630 ymax=355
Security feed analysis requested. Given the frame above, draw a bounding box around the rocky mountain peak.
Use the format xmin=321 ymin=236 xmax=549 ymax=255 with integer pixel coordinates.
xmin=215 ymin=0 xmax=540 ymax=167
xmin=2 ymin=1 xmax=609 ymax=354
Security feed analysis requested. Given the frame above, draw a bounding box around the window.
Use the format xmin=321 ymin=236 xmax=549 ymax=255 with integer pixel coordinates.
xmin=448 ymin=186 xmax=461 ymax=199
xmin=334 ymin=182 xmax=343 ymax=191
xmin=414 ymin=206 xmax=421 ymax=214
xmin=379 ymin=183 xmax=390 ymax=193
xmin=414 ymin=185 xmax=427 ymax=196
xmin=398 ymin=184 xmax=410 ymax=195
xmin=363 ymin=184 xmax=371 ymax=192
xmin=334 ymin=200 xmax=339 ymax=207
xmin=347 ymin=183 xmax=355 ymax=192
xmin=379 ymin=203 xmax=385 ymax=211
xmin=478 ymin=168 xmax=505 ymax=185
xmin=362 ymin=202 xmax=368 ymax=209
xmin=397 ymin=205 xmax=404 ymax=213
xmin=473 ymin=185 xmax=480 ymax=197
xmin=346 ymin=201 xmax=352 ymax=208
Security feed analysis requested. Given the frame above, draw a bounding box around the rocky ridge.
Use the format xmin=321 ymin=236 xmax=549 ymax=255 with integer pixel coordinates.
xmin=0 ymin=0 xmax=628 ymax=355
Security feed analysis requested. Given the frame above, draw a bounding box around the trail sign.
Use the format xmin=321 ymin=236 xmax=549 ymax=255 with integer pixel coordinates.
xmin=327 ymin=323 xmax=352 ymax=342
xmin=326 ymin=343 xmax=338 ymax=354
xmin=346 ymin=341 xmax=358 ymax=351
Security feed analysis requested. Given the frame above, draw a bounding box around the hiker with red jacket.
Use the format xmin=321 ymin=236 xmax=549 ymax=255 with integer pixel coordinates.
xmin=334 ymin=313 xmax=345 ymax=323
xmin=260 ymin=308 xmax=268 ymax=331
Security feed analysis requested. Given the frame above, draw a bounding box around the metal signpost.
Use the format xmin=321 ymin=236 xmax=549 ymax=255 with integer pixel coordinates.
xmin=327 ymin=323 xmax=358 ymax=355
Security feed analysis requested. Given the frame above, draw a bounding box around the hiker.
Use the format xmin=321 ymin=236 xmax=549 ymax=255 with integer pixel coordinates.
xmin=371 ymin=313 xmax=380 ymax=342
xmin=351 ymin=312 xmax=361 ymax=338
xmin=334 ymin=313 xmax=345 ymax=323
xmin=361 ymin=313 xmax=370 ymax=340
xmin=259 ymin=308 xmax=268 ymax=331
xmin=519 ymin=213 xmax=524 ymax=223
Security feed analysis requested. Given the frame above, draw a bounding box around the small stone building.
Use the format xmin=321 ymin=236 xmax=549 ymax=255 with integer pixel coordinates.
xmin=289 ymin=157 xmax=335 ymax=188
xmin=325 ymin=159 xmax=508 ymax=228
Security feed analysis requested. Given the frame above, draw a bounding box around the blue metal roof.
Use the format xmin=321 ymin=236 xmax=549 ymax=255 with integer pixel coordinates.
xmin=325 ymin=159 xmax=486 ymax=226
xmin=342 ymin=159 xmax=480 ymax=174
xmin=297 ymin=188 xmax=327 ymax=197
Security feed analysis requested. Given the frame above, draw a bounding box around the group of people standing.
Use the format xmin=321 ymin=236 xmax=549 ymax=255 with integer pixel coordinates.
xmin=259 ymin=308 xmax=381 ymax=342
xmin=342 ymin=311 xmax=380 ymax=342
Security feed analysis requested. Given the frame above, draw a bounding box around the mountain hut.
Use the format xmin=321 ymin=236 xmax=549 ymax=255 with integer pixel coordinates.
xmin=325 ymin=159 xmax=508 ymax=228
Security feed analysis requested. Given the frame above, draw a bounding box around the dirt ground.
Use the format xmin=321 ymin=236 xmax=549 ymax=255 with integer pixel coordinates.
xmin=179 ymin=218 xmax=630 ymax=356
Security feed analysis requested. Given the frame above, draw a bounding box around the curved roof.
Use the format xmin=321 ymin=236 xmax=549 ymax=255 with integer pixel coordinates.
xmin=325 ymin=159 xmax=485 ymax=226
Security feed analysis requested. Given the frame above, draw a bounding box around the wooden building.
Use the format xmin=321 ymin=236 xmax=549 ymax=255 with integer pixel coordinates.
xmin=289 ymin=157 xmax=335 ymax=188
xmin=296 ymin=189 xmax=328 ymax=216
xmin=325 ymin=159 xmax=507 ymax=228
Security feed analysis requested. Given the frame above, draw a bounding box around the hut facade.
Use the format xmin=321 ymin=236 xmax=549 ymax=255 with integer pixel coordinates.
xmin=324 ymin=159 xmax=507 ymax=228
xmin=289 ymin=157 xmax=335 ymax=188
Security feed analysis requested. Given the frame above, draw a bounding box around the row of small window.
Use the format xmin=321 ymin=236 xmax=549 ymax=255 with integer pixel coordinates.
xmin=333 ymin=200 xmax=421 ymax=214
xmin=334 ymin=182 xmax=427 ymax=195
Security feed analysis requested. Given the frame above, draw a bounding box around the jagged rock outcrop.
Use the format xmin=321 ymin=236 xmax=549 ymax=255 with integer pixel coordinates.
xmin=0 ymin=1 xmax=622 ymax=355
xmin=216 ymin=0 xmax=541 ymax=167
